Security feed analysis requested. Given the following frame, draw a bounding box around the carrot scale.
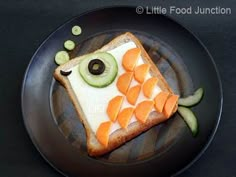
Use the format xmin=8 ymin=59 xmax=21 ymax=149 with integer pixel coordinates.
xmin=122 ymin=48 xmax=141 ymax=71
xmin=107 ymin=96 xmax=124 ymax=122
xmin=126 ymin=85 xmax=141 ymax=105
xmin=96 ymin=121 xmax=112 ymax=147
xmin=163 ymin=95 xmax=179 ymax=118
xmin=134 ymin=64 xmax=150 ymax=83
xmin=143 ymin=77 xmax=159 ymax=98
xmin=135 ymin=100 xmax=154 ymax=123
xmin=117 ymin=107 xmax=134 ymax=129
xmin=154 ymin=92 xmax=170 ymax=113
xmin=116 ymin=72 xmax=133 ymax=94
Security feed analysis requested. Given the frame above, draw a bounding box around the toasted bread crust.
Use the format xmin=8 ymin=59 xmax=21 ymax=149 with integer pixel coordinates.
xmin=54 ymin=32 xmax=178 ymax=156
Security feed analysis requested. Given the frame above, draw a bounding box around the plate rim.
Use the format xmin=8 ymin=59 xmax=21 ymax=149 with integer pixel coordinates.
xmin=21 ymin=5 xmax=223 ymax=177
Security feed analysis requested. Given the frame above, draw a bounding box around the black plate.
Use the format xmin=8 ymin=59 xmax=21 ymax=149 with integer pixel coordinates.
xmin=21 ymin=7 xmax=223 ymax=177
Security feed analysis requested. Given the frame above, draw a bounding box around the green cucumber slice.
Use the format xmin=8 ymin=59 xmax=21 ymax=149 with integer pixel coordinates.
xmin=178 ymin=87 xmax=204 ymax=107
xmin=72 ymin=25 xmax=82 ymax=36
xmin=55 ymin=51 xmax=70 ymax=65
xmin=79 ymin=52 xmax=118 ymax=88
xmin=178 ymin=106 xmax=198 ymax=137
xmin=64 ymin=40 xmax=75 ymax=51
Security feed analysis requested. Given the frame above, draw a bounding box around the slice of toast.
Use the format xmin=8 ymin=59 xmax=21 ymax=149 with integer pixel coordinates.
xmin=54 ymin=32 xmax=178 ymax=156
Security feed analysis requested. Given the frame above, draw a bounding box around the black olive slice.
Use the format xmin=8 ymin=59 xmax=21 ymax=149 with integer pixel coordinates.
xmin=60 ymin=70 xmax=72 ymax=76
xmin=88 ymin=59 xmax=105 ymax=75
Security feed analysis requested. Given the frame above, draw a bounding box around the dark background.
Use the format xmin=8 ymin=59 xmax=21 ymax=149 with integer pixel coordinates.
xmin=0 ymin=0 xmax=235 ymax=177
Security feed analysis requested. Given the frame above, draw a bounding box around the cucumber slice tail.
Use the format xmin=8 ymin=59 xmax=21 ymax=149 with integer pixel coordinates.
xmin=178 ymin=87 xmax=204 ymax=107
xmin=178 ymin=106 xmax=198 ymax=137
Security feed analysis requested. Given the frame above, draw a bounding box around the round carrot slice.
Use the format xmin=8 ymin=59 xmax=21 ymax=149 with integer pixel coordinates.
xmin=134 ymin=64 xmax=150 ymax=83
xmin=143 ymin=77 xmax=158 ymax=98
xmin=107 ymin=96 xmax=124 ymax=122
xmin=116 ymin=72 xmax=133 ymax=94
xmin=135 ymin=100 xmax=154 ymax=123
xmin=96 ymin=121 xmax=112 ymax=147
xmin=117 ymin=107 xmax=134 ymax=129
xmin=163 ymin=95 xmax=179 ymax=118
xmin=122 ymin=48 xmax=141 ymax=71
xmin=154 ymin=92 xmax=170 ymax=113
xmin=126 ymin=85 xmax=141 ymax=105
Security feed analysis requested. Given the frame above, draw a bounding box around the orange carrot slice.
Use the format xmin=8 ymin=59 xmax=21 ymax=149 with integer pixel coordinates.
xmin=163 ymin=95 xmax=179 ymax=118
xmin=143 ymin=77 xmax=158 ymax=98
xmin=107 ymin=96 xmax=124 ymax=122
xmin=135 ymin=100 xmax=154 ymax=123
xmin=122 ymin=48 xmax=141 ymax=71
xmin=117 ymin=107 xmax=134 ymax=129
xmin=134 ymin=64 xmax=150 ymax=83
xmin=96 ymin=121 xmax=112 ymax=147
xmin=116 ymin=72 xmax=133 ymax=94
xmin=154 ymin=92 xmax=170 ymax=113
xmin=126 ymin=85 xmax=141 ymax=105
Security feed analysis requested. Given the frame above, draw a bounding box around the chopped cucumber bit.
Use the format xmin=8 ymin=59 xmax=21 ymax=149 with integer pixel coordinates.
xmin=64 ymin=40 xmax=75 ymax=51
xmin=72 ymin=25 xmax=82 ymax=36
xmin=178 ymin=106 xmax=198 ymax=137
xmin=178 ymin=87 xmax=204 ymax=107
xmin=55 ymin=51 xmax=70 ymax=65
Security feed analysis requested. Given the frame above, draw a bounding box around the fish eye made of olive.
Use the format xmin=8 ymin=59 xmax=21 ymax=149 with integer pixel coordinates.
xmin=88 ymin=59 xmax=105 ymax=75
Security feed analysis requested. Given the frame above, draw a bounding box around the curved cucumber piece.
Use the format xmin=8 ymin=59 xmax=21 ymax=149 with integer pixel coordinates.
xmin=178 ymin=106 xmax=198 ymax=137
xmin=55 ymin=51 xmax=70 ymax=65
xmin=178 ymin=87 xmax=204 ymax=107
xmin=79 ymin=52 xmax=118 ymax=88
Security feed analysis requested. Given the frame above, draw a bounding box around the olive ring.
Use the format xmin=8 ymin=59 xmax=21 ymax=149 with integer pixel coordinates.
xmin=88 ymin=59 xmax=105 ymax=75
